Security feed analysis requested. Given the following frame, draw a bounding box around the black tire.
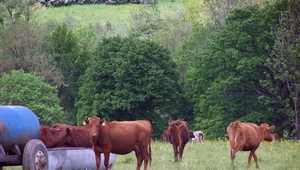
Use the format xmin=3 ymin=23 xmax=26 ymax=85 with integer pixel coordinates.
xmin=22 ymin=139 xmax=48 ymax=170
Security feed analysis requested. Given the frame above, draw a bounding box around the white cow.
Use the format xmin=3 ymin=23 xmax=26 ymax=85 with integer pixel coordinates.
xmin=192 ymin=131 xmax=205 ymax=143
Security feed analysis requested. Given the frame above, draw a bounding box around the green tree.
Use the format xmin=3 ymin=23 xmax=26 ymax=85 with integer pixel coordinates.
xmin=49 ymin=23 xmax=92 ymax=124
xmin=76 ymin=36 xmax=186 ymax=139
xmin=186 ymin=5 xmax=277 ymax=139
xmin=260 ymin=0 xmax=300 ymax=140
xmin=0 ymin=70 xmax=66 ymax=126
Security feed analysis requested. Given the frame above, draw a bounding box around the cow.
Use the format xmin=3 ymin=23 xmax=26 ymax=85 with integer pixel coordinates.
xmin=191 ymin=131 xmax=205 ymax=143
xmin=167 ymin=120 xmax=190 ymax=162
xmin=189 ymin=130 xmax=195 ymax=139
xmin=264 ymin=133 xmax=279 ymax=142
xmin=162 ymin=129 xmax=170 ymax=142
xmin=83 ymin=116 xmax=152 ymax=170
xmin=52 ymin=123 xmax=91 ymax=147
xmin=226 ymin=121 xmax=276 ymax=169
xmin=39 ymin=126 xmax=72 ymax=148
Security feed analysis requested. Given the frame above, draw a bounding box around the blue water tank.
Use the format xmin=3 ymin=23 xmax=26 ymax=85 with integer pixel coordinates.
xmin=0 ymin=106 xmax=40 ymax=153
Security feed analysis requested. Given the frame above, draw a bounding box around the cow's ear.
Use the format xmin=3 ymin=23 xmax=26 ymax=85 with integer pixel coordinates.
xmin=267 ymin=125 xmax=275 ymax=131
xmin=82 ymin=119 xmax=89 ymax=125
xmin=100 ymin=120 xmax=106 ymax=126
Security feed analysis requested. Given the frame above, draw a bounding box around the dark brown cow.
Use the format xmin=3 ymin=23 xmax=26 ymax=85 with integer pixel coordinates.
xmin=162 ymin=129 xmax=170 ymax=142
xmin=84 ymin=116 xmax=152 ymax=170
xmin=39 ymin=126 xmax=71 ymax=148
xmin=226 ymin=121 xmax=275 ymax=169
xmin=168 ymin=120 xmax=190 ymax=162
xmin=52 ymin=123 xmax=91 ymax=147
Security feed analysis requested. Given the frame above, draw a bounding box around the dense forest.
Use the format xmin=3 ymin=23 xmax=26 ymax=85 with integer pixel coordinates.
xmin=0 ymin=0 xmax=299 ymax=140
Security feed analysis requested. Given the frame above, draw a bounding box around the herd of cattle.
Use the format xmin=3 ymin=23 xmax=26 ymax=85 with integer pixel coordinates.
xmin=39 ymin=117 xmax=278 ymax=170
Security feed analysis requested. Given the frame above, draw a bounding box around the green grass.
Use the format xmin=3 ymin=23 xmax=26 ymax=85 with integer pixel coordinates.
xmin=113 ymin=140 xmax=300 ymax=170
xmin=2 ymin=140 xmax=300 ymax=170
xmin=32 ymin=2 xmax=183 ymax=29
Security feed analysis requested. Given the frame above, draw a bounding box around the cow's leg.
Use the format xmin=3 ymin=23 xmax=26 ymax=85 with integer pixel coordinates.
xmin=134 ymin=147 xmax=143 ymax=170
xmin=103 ymin=152 xmax=111 ymax=170
xmin=172 ymin=145 xmax=178 ymax=162
xmin=94 ymin=151 xmax=101 ymax=170
xmin=253 ymin=152 xmax=259 ymax=169
xmin=247 ymin=151 xmax=255 ymax=168
xmin=141 ymin=146 xmax=149 ymax=170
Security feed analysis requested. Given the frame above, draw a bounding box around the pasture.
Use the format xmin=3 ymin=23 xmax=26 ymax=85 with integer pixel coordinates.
xmin=2 ymin=140 xmax=300 ymax=169
xmin=113 ymin=140 xmax=300 ymax=170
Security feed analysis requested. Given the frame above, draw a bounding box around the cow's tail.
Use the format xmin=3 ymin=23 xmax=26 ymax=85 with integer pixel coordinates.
xmin=149 ymin=139 xmax=152 ymax=165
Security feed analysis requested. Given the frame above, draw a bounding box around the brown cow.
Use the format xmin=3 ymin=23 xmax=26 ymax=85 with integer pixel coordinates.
xmin=52 ymin=123 xmax=91 ymax=147
xmin=84 ymin=116 xmax=152 ymax=170
xmin=162 ymin=129 xmax=170 ymax=142
xmin=226 ymin=121 xmax=275 ymax=169
xmin=168 ymin=120 xmax=190 ymax=162
xmin=39 ymin=126 xmax=71 ymax=148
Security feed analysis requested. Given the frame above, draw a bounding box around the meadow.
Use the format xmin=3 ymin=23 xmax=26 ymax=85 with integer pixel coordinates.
xmin=2 ymin=140 xmax=300 ymax=170
xmin=113 ymin=140 xmax=300 ymax=170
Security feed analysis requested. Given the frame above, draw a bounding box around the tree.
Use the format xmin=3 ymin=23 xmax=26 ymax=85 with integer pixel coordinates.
xmin=76 ymin=36 xmax=187 ymax=139
xmin=260 ymin=0 xmax=300 ymax=140
xmin=49 ymin=23 xmax=92 ymax=124
xmin=0 ymin=70 xmax=66 ymax=126
xmin=186 ymin=5 xmax=277 ymax=139
xmin=0 ymin=21 xmax=64 ymax=86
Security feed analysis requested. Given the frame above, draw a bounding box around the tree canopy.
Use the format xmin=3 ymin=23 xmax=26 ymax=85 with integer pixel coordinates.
xmin=0 ymin=70 xmax=66 ymax=125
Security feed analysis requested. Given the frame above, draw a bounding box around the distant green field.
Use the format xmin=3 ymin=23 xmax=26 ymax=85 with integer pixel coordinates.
xmin=3 ymin=140 xmax=300 ymax=170
xmin=32 ymin=2 xmax=183 ymax=29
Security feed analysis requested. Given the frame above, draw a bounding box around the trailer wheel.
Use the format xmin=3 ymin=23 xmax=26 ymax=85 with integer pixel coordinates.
xmin=22 ymin=139 xmax=48 ymax=170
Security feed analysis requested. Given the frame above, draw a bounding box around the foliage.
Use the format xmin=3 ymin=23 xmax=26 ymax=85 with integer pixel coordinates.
xmin=186 ymin=5 xmax=277 ymax=139
xmin=49 ymin=23 xmax=92 ymax=124
xmin=0 ymin=70 xmax=66 ymax=126
xmin=129 ymin=4 xmax=161 ymax=40
xmin=0 ymin=21 xmax=64 ymax=86
xmin=260 ymin=0 xmax=300 ymax=139
xmin=76 ymin=36 xmax=186 ymax=138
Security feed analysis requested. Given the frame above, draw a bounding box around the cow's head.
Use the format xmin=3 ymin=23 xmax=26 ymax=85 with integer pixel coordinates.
xmin=83 ymin=116 xmax=106 ymax=142
xmin=260 ymin=123 xmax=276 ymax=141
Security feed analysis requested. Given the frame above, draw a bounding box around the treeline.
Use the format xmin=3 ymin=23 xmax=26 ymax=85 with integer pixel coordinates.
xmin=0 ymin=0 xmax=299 ymax=140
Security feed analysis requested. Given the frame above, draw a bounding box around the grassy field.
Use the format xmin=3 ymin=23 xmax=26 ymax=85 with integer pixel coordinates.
xmin=32 ymin=2 xmax=183 ymax=29
xmin=2 ymin=140 xmax=300 ymax=170
xmin=113 ymin=140 xmax=300 ymax=170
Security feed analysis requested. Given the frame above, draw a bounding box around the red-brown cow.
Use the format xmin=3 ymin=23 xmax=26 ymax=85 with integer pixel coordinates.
xmin=52 ymin=123 xmax=91 ymax=147
xmin=39 ymin=126 xmax=71 ymax=148
xmin=168 ymin=120 xmax=190 ymax=162
xmin=84 ymin=116 xmax=152 ymax=170
xmin=162 ymin=129 xmax=170 ymax=142
xmin=226 ymin=121 xmax=275 ymax=169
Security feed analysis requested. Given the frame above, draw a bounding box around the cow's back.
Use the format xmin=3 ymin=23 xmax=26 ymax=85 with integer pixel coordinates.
xmin=106 ymin=120 xmax=152 ymax=154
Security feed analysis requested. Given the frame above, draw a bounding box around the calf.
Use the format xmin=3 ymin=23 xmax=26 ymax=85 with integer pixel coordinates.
xmin=226 ymin=121 xmax=275 ymax=169
xmin=162 ymin=129 xmax=170 ymax=142
xmin=39 ymin=126 xmax=71 ymax=148
xmin=52 ymin=123 xmax=91 ymax=147
xmin=168 ymin=120 xmax=190 ymax=162
xmin=84 ymin=116 xmax=152 ymax=170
